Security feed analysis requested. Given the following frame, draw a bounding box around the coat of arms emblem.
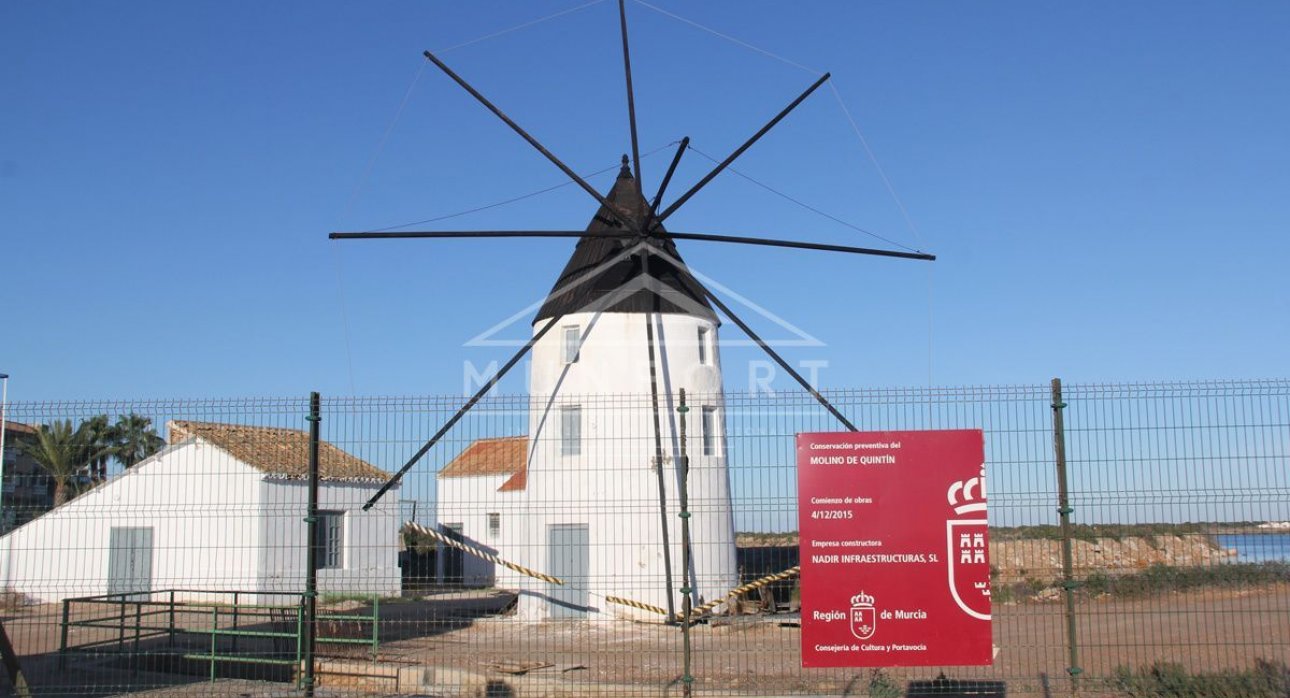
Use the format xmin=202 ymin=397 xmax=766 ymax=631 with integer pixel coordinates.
xmin=849 ymin=591 xmax=877 ymax=640
xmin=946 ymin=467 xmax=991 ymax=620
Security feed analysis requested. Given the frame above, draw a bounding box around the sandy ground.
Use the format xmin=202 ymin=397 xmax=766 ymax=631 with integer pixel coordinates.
xmin=2 ymin=586 xmax=1287 ymax=697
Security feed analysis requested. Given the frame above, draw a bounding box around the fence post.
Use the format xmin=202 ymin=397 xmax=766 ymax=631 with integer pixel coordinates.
xmin=168 ymin=591 xmax=176 ymax=648
xmin=303 ymin=391 xmax=321 ymax=696
xmin=58 ymin=600 xmax=70 ymax=670
xmin=371 ymin=595 xmax=380 ymax=660
xmin=676 ymin=388 xmax=694 ymax=697
xmin=231 ymin=590 xmax=239 ymax=655
xmin=1051 ymin=378 xmax=1081 ymax=690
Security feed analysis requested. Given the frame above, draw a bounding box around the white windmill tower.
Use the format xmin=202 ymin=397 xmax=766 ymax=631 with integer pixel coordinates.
xmin=510 ymin=159 xmax=737 ymax=620
xmin=336 ymin=2 xmax=935 ymax=622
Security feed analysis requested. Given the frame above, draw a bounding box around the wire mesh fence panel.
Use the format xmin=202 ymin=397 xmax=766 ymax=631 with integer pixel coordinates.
xmin=1060 ymin=381 xmax=1290 ymax=696
xmin=0 ymin=380 xmax=1287 ymax=696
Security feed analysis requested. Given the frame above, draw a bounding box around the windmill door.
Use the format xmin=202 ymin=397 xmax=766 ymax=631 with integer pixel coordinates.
xmin=107 ymin=527 xmax=154 ymax=598
xmin=547 ymin=524 xmax=589 ymax=618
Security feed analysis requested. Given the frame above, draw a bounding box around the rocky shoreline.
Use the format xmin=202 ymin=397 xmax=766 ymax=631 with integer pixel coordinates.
xmin=989 ymin=535 xmax=1237 ymax=583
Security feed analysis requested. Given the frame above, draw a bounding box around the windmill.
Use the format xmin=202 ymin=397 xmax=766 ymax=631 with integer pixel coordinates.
xmin=333 ymin=2 xmax=935 ymax=621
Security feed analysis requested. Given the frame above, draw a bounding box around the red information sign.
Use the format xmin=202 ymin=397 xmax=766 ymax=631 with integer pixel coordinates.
xmin=797 ymin=430 xmax=991 ymax=667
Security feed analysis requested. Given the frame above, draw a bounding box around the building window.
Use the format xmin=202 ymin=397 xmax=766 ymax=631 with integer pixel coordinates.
xmin=315 ymin=511 xmax=344 ymax=570
xmin=697 ymin=326 xmax=710 ymax=365
xmin=488 ymin=512 xmax=501 ymax=538
xmin=563 ymin=325 xmax=580 ymax=364
xmin=561 ymin=405 xmax=582 ymax=456
xmin=701 ymin=406 xmax=718 ymax=456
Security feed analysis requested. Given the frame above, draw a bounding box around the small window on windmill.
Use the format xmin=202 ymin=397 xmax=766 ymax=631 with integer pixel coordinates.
xmin=701 ymin=406 xmax=719 ymax=456
xmin=697 ymin=326 xmax=710 ymax=365
xmin=561 ymin=405 xmax=582 ymax=456
xmin=488 ymin=512 xmax=501 ymax=538
xmin=563 ymin=325 xmax=580 ymax=364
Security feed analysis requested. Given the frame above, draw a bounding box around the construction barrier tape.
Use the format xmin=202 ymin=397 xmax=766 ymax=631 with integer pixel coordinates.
xmin=692 ymin=565 xmax=800 ymax=616
xmin=605 ymin=595 xmax=669 ymax=617
xmin=404 ymin=522 xmax=564 ymax=586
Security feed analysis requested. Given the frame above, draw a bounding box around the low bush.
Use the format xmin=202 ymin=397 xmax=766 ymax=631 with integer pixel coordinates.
xmin=1111 ymin=659 xmax=1290 ymax=697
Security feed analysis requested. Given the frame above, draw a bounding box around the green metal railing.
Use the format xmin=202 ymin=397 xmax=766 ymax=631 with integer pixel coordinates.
xmin=58 ymin=589 xmax=381 ymax=686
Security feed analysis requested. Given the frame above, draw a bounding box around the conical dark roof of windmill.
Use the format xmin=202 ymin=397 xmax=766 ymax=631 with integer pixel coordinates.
xmin=533 ymin=157 xmax=718 ymax=325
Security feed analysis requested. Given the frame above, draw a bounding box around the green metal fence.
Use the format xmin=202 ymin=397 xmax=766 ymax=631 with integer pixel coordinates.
xmin=1 ymin=380 xmax=1287 ymax=696
xmin=56 ymin=590 xmax=379 ymax=687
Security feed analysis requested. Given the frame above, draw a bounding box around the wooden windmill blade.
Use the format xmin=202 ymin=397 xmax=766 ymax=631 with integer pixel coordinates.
xmin=331 ymin=229 xmax=934 ymax=261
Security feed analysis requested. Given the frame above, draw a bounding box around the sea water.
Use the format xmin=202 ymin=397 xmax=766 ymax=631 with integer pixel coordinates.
xmin=1215 ymin=533 xmax=1290 ymax=563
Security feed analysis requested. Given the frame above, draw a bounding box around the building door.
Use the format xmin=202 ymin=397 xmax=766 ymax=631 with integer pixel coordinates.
xmin=107 ymin=527 xmax=154 ymax=598
xmin=547 ymin=524 xmax=589 ymax=618
xmin=442 ymin=524 xmax=464 ymax=586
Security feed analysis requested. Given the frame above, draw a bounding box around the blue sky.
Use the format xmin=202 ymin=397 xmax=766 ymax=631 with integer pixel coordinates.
xmin=2 ymin=1 xmax=1288 ymax=402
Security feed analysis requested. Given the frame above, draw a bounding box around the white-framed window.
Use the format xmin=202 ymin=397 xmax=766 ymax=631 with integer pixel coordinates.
xmin=563 ymin=325 xmax=581 ymax=364
xmin=315 ymin=511 xmax=344 ymax=570
xmin=561 ymin=405 xmax=582 ymax=456
xmin=697 ymin=326 xmax=711 ymax=365
xmin=488 ymin=512 xmax=501 ymax=538
xmin=701 ymin=406 xmax=719 ymax=456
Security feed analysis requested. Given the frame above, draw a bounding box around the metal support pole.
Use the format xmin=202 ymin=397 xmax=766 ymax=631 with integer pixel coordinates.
xmin=303 ymin=392 xmax=321 ymax=696
xmin=1052 ymin=378 xmax=1081 ymax=690
xmin=0 ymin=373 xmax=9 ymax=534
xmin=643 ymin=267 xmax=676 ymax=621
xmin=676 ymin=389 xmax=694 ymax=697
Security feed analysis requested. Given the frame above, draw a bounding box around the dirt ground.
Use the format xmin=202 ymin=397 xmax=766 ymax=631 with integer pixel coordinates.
xmin=3 ymin=586 xmax=1288 ymax=697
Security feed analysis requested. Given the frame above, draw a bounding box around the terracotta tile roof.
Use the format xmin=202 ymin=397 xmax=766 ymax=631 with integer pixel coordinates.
xmin=168 ymin=420 xmax=389 ymax=483
xmin=2 ymin=421 xmax=37 ymax=436
xmin=498 ymin=465 xmax=527 ymax=492
xmin=439 ymin=436 xmax=526 ymax=484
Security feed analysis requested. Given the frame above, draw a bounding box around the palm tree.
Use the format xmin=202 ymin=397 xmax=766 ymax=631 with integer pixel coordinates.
xmin=79 ymin=414 xmax=113 ymax=484
xmin=20 ymin=420 xmax=93 ymax=506
xmin=112 ymin=413 xmax=164 ymax=469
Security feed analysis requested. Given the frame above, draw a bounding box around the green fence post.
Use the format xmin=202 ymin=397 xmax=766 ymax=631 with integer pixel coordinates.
xmin=371 ymin=596 xmax=380 ymax=660
xmin=231 ymin=591 xmax=239 ymax=656
xmin=168 ymin=591 xmax=176 ymax=648
xmin=1052 ymin=378 xmax=1082 ymax=692
xmin=294 ymin=604 xmax=305 ymax=689
xmin=58 ymin=600 xmax=70 ymax=670
xmin=209 ymin=605 xmax=218 ymax=683
xmin=116 ymin=596 xmax=126 ymax=654
xmin=131 ymin=600 xmax=143 ymax=674
xmin=677 ymin=388 xmax=694 ymax=697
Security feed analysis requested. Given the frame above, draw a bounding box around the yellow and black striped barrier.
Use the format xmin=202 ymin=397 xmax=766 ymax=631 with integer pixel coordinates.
xmin=693 ymin=565 xmax=800 ymax=616
xmin=605 ymin=595 xmax=670 ymax=617
xmin=404 ymin=522 xmax=564 ymax=586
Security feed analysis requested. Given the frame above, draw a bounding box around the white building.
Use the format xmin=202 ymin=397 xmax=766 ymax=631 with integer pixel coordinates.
xmin=0 ymin=420 xmax=401 ymax=604
xmin=437 ymin=162 xmax=738 ymax=620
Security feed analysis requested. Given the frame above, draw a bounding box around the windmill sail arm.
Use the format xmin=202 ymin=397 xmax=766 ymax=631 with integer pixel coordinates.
xmin=362 ymin=311 xmax=568 ymax=511
xmin=330 ymin=229 xmax=934 ymax=261
xmin=666 ymin=232 xmax=935 ymax=261
xmin=653 ymin=72 xmax=831 ymax=226
xmin=420 ymin=49 xmax=638 ymax=230
xmin=330 ymin=231 xmax=618 ymax=241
